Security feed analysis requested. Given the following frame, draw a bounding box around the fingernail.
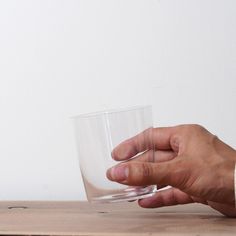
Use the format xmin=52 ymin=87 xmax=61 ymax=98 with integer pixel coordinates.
xmin=109 ymin=165 xmax=129 ymax=182
xmin=111 ymin=151 xmax=116 ymax=160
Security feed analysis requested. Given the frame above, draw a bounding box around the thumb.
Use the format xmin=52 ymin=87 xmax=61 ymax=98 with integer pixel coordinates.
xmin=106 ymin=160 xmax=181 ymax=187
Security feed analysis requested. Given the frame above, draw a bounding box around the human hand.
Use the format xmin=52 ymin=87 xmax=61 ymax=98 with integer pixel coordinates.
xmin=106 ymin=125 xmax=236 ymax=217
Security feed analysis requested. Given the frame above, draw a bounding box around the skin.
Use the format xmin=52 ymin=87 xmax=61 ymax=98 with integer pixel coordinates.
xmin=106 ymin=124 xmax=236 ymax=217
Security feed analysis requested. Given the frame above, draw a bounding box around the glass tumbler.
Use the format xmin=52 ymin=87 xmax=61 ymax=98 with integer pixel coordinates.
xmin=73 ymin=105 xmax=156 ymax=203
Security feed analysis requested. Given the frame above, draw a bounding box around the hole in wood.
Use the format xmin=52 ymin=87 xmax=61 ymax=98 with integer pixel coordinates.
xmin=98 ymin=211 xmax=108 ymax=214
xmin=8 ymin=206 xmax=28 ymax=210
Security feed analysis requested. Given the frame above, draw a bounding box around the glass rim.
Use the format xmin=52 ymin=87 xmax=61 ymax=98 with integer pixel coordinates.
xmin=71 ymin=105 xmax=152 ymax=119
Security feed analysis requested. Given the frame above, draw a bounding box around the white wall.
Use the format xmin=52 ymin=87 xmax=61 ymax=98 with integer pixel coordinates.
xmin=0 ymin=0 xmax=235 ymax=200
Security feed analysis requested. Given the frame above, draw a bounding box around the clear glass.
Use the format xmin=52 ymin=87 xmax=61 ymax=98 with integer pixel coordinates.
xmin=73 ymin=105 xmax=156 ymax=203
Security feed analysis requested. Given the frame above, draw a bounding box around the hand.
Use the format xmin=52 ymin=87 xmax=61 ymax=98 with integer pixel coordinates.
xmin=106 ymin=124 xmax=236 ymax=217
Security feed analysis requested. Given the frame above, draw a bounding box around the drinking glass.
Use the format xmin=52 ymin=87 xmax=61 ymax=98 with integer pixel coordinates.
xmin=73 ymin=105 xmax=156 ymax=203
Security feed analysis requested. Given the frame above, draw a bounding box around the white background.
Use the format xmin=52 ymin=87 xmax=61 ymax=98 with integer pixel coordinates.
xmin=0 ymin=0 xmax=235 ymax=200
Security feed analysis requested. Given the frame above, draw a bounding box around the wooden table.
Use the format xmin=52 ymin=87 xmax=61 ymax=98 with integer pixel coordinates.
xmin=0 ymin=201 xmax=235 ymax=235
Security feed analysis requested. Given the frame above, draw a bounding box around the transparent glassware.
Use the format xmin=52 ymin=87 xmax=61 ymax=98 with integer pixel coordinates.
xmin=73 ymin=105 xmax=156 ymax=203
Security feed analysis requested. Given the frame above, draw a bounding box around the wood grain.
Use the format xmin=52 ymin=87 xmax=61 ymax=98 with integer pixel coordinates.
xmin=0 ymin=201 xmax=235 ymax=235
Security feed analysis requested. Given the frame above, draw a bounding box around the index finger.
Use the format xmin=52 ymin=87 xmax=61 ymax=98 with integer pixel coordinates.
xmin=112 ymin=126 xmax=177 ymax=161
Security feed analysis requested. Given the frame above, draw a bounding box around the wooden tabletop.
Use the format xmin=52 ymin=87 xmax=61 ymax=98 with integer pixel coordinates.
xmin=0 ymin=201 xmax=235 ymax=235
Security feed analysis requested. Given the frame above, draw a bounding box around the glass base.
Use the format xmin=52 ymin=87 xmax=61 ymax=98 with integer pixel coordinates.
xmin=90 ymin=186 xmax=156 ymax=203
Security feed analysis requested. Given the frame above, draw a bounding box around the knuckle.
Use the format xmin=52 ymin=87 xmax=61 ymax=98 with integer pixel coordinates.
xmin=133 ymin=133 xmax=144 ymax=152
xmin=210 ymin=134 xmax=220 ymax=146
xmin=170 ymin=134 xmax=180 ymax=151
xmin=131 ymin=163 xmax=153 ymax=184
xmin=178 ymin=124 xmax=206 ymax=134
xmin=213 ymin=134 xmax=219 ymax=142
xmin=167 ymin=188 xmax=178 ymax=205
xmin=190 ymin=124 xmax=205 ymax=132
xmin=144 ymin=127 xmax=154 ymax=149
xmin=141 ymin=163 xmax=152 ymax=178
